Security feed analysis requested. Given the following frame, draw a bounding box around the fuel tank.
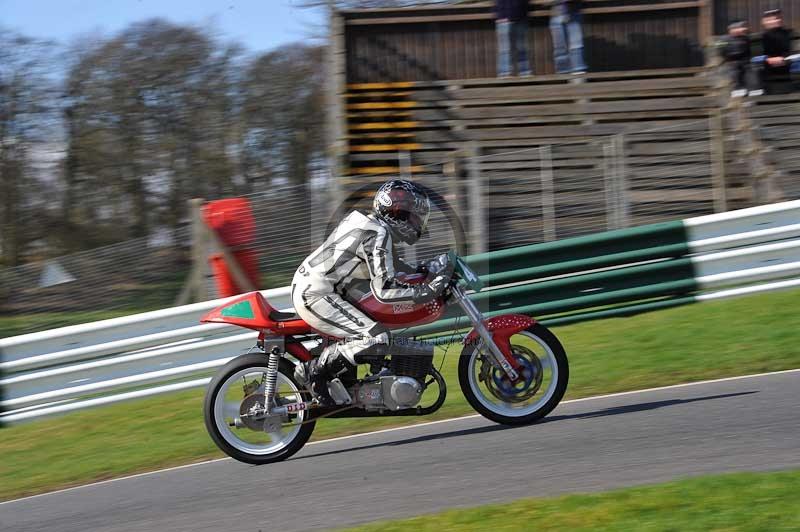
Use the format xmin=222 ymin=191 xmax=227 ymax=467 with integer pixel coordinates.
xmin=355 ymin=293 xmax=447 ymax=328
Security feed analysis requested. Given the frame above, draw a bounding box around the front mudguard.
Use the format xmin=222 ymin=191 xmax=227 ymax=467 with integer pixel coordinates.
xmin=463 ymin=314 xmax=537 ymax=371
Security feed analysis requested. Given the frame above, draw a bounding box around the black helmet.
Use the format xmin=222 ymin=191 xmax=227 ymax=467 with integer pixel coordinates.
xmin=373 ymin=179 xmax=431 ymax=244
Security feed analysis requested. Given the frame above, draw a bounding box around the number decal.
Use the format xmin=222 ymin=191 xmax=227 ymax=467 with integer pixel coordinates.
xmin=286 ymin=402 xmax=307 ymax=413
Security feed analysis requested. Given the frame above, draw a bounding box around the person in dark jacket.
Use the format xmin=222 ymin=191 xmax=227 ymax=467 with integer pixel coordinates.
xmin=549 ymin=0 xmax=587 ymax=74
xmin=721 ymin=20 xmax=752 ymax=96
xmin=495 ymin=0 xmax=532 ymax=77
xmin=751 ymin=9 xmax=796 ymax=95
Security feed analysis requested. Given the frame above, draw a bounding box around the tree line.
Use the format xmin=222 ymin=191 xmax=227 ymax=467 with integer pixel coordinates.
xmin=0 ymin=1 xmax=462 ymax=267
xmin=0 ymin=20 xmax=326 ymax=267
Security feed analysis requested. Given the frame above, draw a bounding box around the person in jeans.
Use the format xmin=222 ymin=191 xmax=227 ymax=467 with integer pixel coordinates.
xmin=495 ymin=0 xmax=532 ymax=77
xmin=549 ymin=0 xmax=587 ymax=74
xmin=720 ymin=20 xmax=752 ymax=97
xmin=751 ymin=9 xmax=796 ymax=95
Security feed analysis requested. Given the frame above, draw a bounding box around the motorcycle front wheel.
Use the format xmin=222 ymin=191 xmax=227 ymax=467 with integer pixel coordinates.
xmin=204 ymin=353 xmax=315 ymax=464
xmin=458 ymin=323 xmax=568 ymax=425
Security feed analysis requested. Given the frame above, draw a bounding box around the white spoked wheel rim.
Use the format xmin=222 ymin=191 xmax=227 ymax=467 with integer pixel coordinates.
xmin=213 ymin=366 xmax=305 ymax=456
xmin=467 ymin=330 xmax=559 ymax=418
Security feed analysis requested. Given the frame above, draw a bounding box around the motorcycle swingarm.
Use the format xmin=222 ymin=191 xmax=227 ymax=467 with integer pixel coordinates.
xmin=252 ymin=401 xmax=443 ymax=422
xmin=309 ymin=403 xmax=444 ymax=420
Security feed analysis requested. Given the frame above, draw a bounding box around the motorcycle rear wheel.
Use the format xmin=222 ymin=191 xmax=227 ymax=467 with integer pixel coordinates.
xmin=204 ymin=353 xmax=315 ymax=464
xmin=458 ymin=323 xmax=568 ymax=425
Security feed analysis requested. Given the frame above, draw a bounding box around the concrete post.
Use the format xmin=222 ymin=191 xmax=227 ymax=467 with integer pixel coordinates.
xmin=175 ymin=199 xmax=211 ymax=305
xmin=466 ymin=142 xmax=487 ymax=254
xmin=602 ymin=142 xmax=618 ymax=230
xmin=540 ymin=145 xmax=556 ymax=241
xmin=614 ymin=134 xmax=630 ymax=227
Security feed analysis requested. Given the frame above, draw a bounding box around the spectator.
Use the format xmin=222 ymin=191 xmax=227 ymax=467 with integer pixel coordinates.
xmin=550 ymin=0 xmax=587 ymax=74
xmin=720 ymin=20 xmax=751 ymax=97
xmin=751 ymin=8 xmax=796 ymax=95
xmin=495 ymin=0 xmax=532 ymax=77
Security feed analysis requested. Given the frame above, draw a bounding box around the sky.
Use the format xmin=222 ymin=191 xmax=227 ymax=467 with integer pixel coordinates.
xmin=1 ymin=0 xmax=325 ymax=53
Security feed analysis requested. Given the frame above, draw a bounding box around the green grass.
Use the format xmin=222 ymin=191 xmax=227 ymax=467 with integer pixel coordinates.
xmin=1 ymin=288 xmax=799 ymax=501
xmin=0 ymin=275 xmax=186 ymax=337
xmin=342 ymin=470 xmax=800 ymax=531
xmin=0 ymin=311 xmax=141 ymax=338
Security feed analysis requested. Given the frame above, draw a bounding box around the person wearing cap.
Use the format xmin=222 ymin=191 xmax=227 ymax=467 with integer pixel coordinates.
xmin=751 ymin=8 xmax=796 ymax=95
xmin=721 ymin=19 xmax=752 ymax=97
xmin=495 ymin=0 xmax=533 ymax=77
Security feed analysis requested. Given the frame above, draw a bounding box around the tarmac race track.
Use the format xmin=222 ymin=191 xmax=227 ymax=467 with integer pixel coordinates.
xmin=3 ymin=370 xmax=799 ymax=532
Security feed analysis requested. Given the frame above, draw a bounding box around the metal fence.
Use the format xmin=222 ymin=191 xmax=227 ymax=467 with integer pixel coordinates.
xmin=0 ymin=229 xmax=192 ymax=334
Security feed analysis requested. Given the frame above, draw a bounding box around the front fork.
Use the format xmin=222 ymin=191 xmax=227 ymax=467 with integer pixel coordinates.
xmin=451 ymin=285 xmax=520 ymax=381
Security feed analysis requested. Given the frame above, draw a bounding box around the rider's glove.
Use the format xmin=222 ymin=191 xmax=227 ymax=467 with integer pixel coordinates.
xmin=425 ymin=253 xmax=452 ymax=276
xmin=426 ymin=272 xmax=450 ymax=297
xmin=411 ymin=254 xmax=454 ymax=303
xmin=425 ymin=253 xmax=454 ymax=296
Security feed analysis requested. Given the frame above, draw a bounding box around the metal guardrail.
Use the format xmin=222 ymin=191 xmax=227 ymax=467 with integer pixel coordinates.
xmin=0 ymin=287 xmax=292 ymax=424
xmin=3 ymin=201 xmax=800 ymax=425
xmin=407 ymin=200 xmax=800 ymax=336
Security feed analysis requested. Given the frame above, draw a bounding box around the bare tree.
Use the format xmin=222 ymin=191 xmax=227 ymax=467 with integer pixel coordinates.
xmin=4 ymin=21 xmax=331 ymax=265
xmin=240 ymin=44 xmax=326 ymax=189
xmin=65 ymin=20 xmax=243 ymax=240
xmin=0 ymin=30 xmax=59 ymax=266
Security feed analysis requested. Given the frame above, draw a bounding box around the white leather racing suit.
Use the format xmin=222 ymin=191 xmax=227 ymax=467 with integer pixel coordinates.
xmin=291 ymin=210 xmax=434 ymax=364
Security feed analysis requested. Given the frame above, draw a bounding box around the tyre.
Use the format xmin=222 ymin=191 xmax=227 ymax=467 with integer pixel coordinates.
xmin=458 ymin=322 xmax=568 ymax=425
xmin=204 ymin=353 xmax=315 ymax=464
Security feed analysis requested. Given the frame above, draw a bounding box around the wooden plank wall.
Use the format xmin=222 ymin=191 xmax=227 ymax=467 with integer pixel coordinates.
xmin=343 ymin=1 xmax=708 ymax=82
xmin=714 ymin=0 xmax=800 ymax=35
xmin=747 ymin=93 xmax=800 ymax=200
xmin=340 ymin=69 xmax=764 ymax=250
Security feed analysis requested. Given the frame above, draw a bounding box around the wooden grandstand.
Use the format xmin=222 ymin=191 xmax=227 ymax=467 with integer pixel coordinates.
xmin=328 ymin=1 xmax=798 ymax=250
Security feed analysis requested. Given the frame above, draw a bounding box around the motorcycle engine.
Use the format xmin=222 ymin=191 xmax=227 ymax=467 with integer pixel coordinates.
xmin=356 ymin=376 xmax=424 ymax=411
xmin=354 ymin=342 xmax=433 ymax=411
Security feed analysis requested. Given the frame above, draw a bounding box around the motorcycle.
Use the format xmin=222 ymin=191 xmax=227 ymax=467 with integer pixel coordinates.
xmin=201 ymin=252 xmax=568 ymax=464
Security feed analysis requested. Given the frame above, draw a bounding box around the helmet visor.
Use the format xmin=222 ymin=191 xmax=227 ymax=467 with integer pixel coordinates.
xmin=408 ymin=201 xmax=430 ymax=238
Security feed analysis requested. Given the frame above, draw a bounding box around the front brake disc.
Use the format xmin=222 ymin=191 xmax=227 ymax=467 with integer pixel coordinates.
xmin=483 ymin=345 xmax=544 ymax=403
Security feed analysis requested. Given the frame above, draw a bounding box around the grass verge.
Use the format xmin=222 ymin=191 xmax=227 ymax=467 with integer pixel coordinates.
xmin=1 ymin=288 xmax=799 ymax=501
xmin=342 ymin=470 xmax=800 ymax=531
xmin=0 ymin=311 xmax=142 ymax=339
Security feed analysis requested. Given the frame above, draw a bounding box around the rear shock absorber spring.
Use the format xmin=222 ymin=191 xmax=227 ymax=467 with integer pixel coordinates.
xmin=263 ymin=347 xmax=281 ymax=412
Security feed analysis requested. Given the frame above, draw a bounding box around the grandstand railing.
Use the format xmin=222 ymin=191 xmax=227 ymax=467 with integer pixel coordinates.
xmin=2 ymin=200 xmax=800 ymax=425
xmin=338 ymin=1 xmax=711 ymax=82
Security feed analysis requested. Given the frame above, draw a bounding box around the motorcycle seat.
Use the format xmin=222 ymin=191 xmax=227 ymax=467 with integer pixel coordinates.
xmin=269 ymin=309 xmax=301 ymax=322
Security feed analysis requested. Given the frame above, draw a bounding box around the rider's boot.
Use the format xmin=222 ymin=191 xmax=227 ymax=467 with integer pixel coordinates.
xmin=294 ymin=344 xmax=355 ymax=406
xmin=295 ymin=334 xmax=393 ymax=406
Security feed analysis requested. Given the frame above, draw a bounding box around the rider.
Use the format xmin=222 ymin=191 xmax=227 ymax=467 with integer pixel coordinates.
xmin=291 ymin=179 xmax=453 ymax=405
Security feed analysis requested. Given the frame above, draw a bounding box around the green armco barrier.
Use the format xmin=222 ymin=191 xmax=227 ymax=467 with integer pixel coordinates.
xmin=425 ymin=296 xmax=696 ymax=345
xmin=408 ymin=220 xmax=696 ymax=341
xmin=540 ymin=295 xmax=696 ymax=327
xmin=465 ymin=221 xmax=688 ymax=280
xmin=471 ymin=258 xmax=695 ymax=312
xmin=495 ymin=279 xmax=696 ymax=320
xmin=476 ymin=243 xmax=689 ymax=289
xmin=409 ymin=278 xmax=698 ymax=338
xmin=435 ymin=257 xmax=696 ymax=321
